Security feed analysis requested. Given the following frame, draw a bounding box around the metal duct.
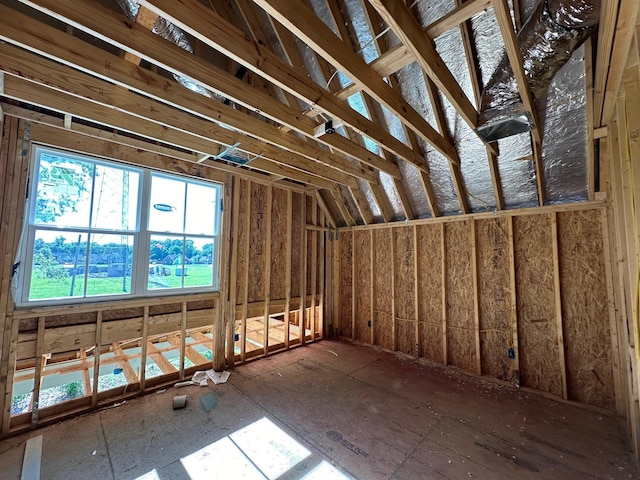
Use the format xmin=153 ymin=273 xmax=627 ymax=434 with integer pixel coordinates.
xmin=477 ymin=0 xmax=599 ymax=141
xmin=116 ymin=0 xmax=215 ymax=99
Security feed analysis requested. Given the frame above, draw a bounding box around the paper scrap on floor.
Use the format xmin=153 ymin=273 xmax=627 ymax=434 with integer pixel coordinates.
xmin=207 ymin=370 xmax=231 ymax=384
xmin=191 ymin=369 xmax=231 ymax=386
xmin=191 ymin=371 xmax=209 ymax=386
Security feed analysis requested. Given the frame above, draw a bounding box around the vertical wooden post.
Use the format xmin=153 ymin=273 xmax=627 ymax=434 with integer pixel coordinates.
xmin=317 ymin=210 xmax=325 ymax=339
xmin=263 ymin=184 xmax=273 ymax=356
xmin=441 ymin=223 xmax=448 ymax=365
xmin=332 ymin=229 xmax=341 ymax=338
xmin=0 ymin=119 xmax=28 ymax=435
xmin=227 ymin=176 xmax=241 ymax=366
xmin=91 ymin=311 xmax=103 ymax=407
xmin=139 ymin=306 xmax=149 ymax=392
xmin=213 ymin=173 xmax=233 ymax=371
xmin=30 ymin=317 xmax=45 ymax=426
xmin=585 ymin=37 xmax=596 ymax=200
xmin=180 ymin=301 xmax=187 ymax=380
xmin=391 ymin=228 xmax=397 ymax=352
xmin=507 ymin=217 xmax=520 ymax=376
xmin=310 ymin=196 xmax=318 ymax=341
xmin=241 ymin=180 xmax=251 ymax=362
xmin=413 ymin=225 xmax=420 ymax=358
xmin=351 ymin=229 xmax=356 ymax=342
xmin=601 ymin=207 xmax=625 ymax=415
xmin=370 ymin=229 xmax=376 ymax=346
xmin=551 ymin=212 xmax=569 ymax=400
xmin=284 ymin=189 xmax=292 ymax=348
xmin=471 ymin=220 xmax=481 ymax=375
xmin=299 ymin=193 xmax=307 ymax=344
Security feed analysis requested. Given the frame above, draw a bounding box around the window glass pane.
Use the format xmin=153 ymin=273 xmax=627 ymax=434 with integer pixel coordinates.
xmin=148 ymin=175 xmax=185 ymax=233
xmin=85 ymin=233 xmax=134 ymax=296
xmin=30 ymin=231 xmax=88 ymax=300
xmin=91 ymin=164 xmax=139 ymax=230
xmin=184 ymin=237 xmax=215 ymax=288
xmin=185 ymin=183 xmax=217 ymax=235
xmin=148 ymin=235 xmax=184 ymax=289
xmin=34 ymin=152 xmax=94 ymax=228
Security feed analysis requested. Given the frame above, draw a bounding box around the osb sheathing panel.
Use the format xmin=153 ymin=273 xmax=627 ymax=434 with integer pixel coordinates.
xmin=445 ymin=221 xmax=476 ymax=372
xmin=514 ymin=214 xmax=562 ymax=397
xmin=374 ymin=229 xmax=393 ymax=351
xmin=416 ymin=224 xmax=444 ymax=363
xmin=270 ymin=187 xmax=288 ymax=301
xmin=477 ymin=218 xmax=512 ymax=379
xmin=354 ymin=230 xmax=371 ymax=344
xmin=235 ymin=179 xmax=249 ymax=303
xmin=290 ymin=192 xmax=302 ymax=298
xmin=395 ymin=227 xmax=416 ymax=356
xmin=248 ymin=183 xmax=267 ymax=303
xmin=339 ymin=231 xmax=353 ymax=339
xmin=558 ymin=210 xmax=615 ymax=409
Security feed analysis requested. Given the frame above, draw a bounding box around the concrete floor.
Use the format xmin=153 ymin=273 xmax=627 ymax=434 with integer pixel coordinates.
xmin=0 ymin=339 xmax=637 ymax=479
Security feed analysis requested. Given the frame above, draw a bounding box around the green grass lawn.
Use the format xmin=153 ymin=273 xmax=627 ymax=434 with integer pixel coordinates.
xmin=30 ymin=264 xmax=214 ymax=299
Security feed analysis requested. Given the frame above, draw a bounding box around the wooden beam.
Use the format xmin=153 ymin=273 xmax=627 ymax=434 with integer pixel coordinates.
xmin=11 ymin=0 xmax=395 ymax=179
xmin=441 ymin=223 xmax=447 ymax=365
xmin=336 ymin=0 xmax=492 ymax=95
xmin=299 ymin=193 xmax=308 ymax=344
xmin=368 ymin=181 xmax=393 ymax=223
xmin=550 ymin=212 xmax=568 ymax=400
xmin=139 ymin=306 xmax=149 ymax=391
xmin=492 ymin=0 xmax=545 ymax=206
xmin=130 ymin=0 xmax=419 ymax=173
xmin=284 ymin=189 xmax=293 ymax=348
xmin=263 ymin=184 xmax=273 ymax=356
xmin=585 ymin=37 xmax=596 ymax=200
xmin=471 ymin=221 xmax=481 ymax=376
xmin=240 ymin=180 xmax=252 ymax=362
xmin=0 ymin=43 xmax=357 ymax=189
xmin=368 ymin=0 xmax=478 ymax=131
xmin=214 ymin=174 xmax=233 ymax=370
xmin=30 ymin=317 xmax=45 ymax=426
xmin=413 ymin=226 xmax=420 ymax=358
xmin=254 ymin=0 xmax=458 ymax=165
xmin=507 ymin=217 xmax=520 ymax=379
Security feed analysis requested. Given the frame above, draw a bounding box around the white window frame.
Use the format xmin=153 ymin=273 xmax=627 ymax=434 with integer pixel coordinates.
xmin=16 ymin=145 xmax=223 ymax=307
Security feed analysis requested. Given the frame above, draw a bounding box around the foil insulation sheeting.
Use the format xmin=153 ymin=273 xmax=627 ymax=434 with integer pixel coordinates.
xmin=479 ymin=0 xmax=598 ymax=129
xmin=339 ymin=184 xmax=364 ymax=225
xmin=472 ymin=5 xmax=535 ymax=208
xmin=496 ymin=133 xmax=539 ymax=208
xmin=116 ymin=0 xmax=213 ymax=99
xmin=541 ymin=45 xmax=589 ymax=203
xmin=379 ymin=171 xmax=405 ymax=221
xmin=398 ymin=159 xmax=431 ymax=218
xmin=358 ymin=179 xmax=383 ymax=223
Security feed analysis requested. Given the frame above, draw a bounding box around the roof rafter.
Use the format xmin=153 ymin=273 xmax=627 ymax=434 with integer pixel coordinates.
xmin=253 ymin=0 xmax=458 ymax=165
xmin=2 ymin=73 xmax=341 ymax=190
xmin=18 ymin=0 xmax=397 ymax=179
xmin=132 ymin=0 xmax=423 ymax=174
xmin=491 ymin=0 xmax=544 ymax=206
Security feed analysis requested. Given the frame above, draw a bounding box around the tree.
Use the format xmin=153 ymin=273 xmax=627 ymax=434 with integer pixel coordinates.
xmin=34 ymin=158 xmax=93 ymax=224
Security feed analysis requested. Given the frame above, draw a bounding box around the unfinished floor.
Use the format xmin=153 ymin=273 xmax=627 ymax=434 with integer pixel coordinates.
xmin=0 ymin=340 xmax=636 ymax=480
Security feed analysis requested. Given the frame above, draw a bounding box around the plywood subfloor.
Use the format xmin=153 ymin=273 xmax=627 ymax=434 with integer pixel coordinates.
xmin=0 ymin=340 xmax=635 ymax=479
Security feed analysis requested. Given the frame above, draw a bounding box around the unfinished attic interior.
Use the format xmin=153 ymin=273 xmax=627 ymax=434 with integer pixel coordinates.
xmin=1 ymin=0 xmax=640 ymax=477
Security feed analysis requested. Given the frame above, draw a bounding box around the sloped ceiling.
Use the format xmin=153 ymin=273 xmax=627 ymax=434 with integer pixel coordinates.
xmin=0 ymin=0 xmax=629 ymax=226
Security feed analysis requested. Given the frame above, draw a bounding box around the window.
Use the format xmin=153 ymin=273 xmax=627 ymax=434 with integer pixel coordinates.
xmin=16 ymin=146 xmax=222 ymax=305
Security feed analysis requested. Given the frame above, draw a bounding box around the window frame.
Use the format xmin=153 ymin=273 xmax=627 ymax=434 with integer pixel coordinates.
xmin=16 ymin=145 xmax=223 ymax=307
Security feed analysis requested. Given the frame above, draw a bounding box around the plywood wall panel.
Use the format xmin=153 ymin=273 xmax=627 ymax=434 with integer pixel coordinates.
xmin=270 ymin=187 xmax=288 ymax=300
xmin=235 ymin=179 xmax=249 ymax=302
xmin=373 ymin=229 xmax=393 ymax=351
xmin=477 ymin=218 xmax=512 ymax=379
xmin=558 ymin=210 xmax=615 ymax=409
xmin=339 ymin=231 xmax=353 ymax=339
xmin=395 ymin=227 xmax=416 ymax=356
xmin=354 ymin=230 xmax=371 ymax=344
xmin=514 ymin=214 xmax=562 ymax=397
xmin=445 ymin=221 xmax=475 ymax=372
xmin=248 ymin=183 xmax=267 ymax=303
xmin=290 ymin=192 xmax=302 ymax=298
xmin=416 ymin=224 xmax=444 ymax=363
